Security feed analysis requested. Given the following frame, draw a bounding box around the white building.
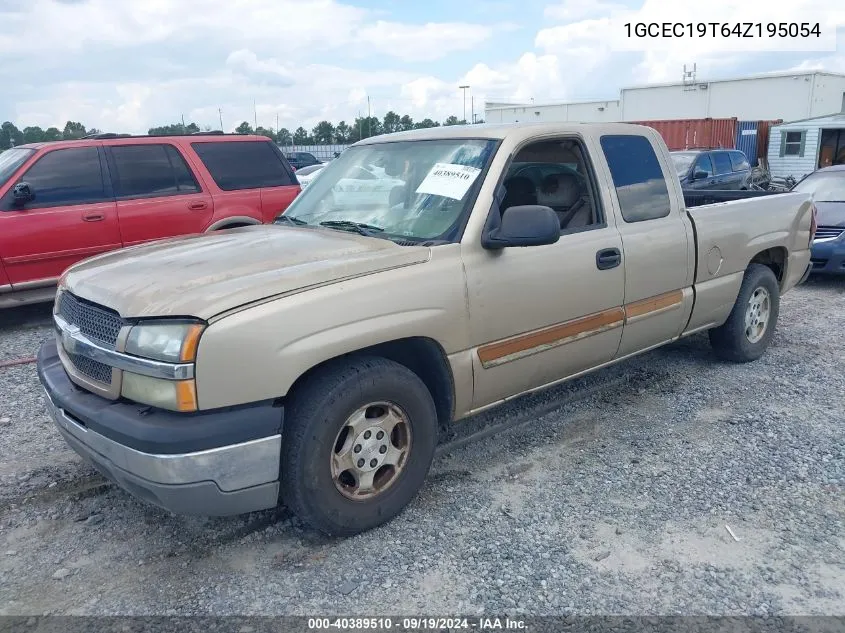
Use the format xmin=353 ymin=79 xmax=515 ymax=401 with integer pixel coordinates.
xmin=485 ymin=71 xmax=845 ymax=125
xmin=484 ymin=99 xmax=621 ymax=124
xmin=767 ymin=113 xmax=845 ymax=179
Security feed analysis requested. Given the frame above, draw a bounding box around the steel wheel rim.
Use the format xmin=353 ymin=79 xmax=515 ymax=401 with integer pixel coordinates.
xmin=330 ymin=401 xmax=412 ymax=500
xmin=744 ymin=286 xmax=771 ymax=344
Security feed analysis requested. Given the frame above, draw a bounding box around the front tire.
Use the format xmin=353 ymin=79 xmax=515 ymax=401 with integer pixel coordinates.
xmin=708 ymin=263 xmax=780 ymax=363
xmin=280 ymin=356 xmax=438 ymax=536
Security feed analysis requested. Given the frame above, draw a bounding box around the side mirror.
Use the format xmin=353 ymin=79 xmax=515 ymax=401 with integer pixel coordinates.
xmin=482 ymin=205 xmax=560 ymax=249
xmin=12 ymin=182 xmax=34 ymax=206
xmin=692 ymin=170 xmax=709 ymax=181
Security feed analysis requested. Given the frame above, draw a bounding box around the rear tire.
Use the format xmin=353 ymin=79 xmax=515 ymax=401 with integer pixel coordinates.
xmin=708 ymin=263 xmax=780 ymax=363
xmin=280 ymin=356 xmax=438 ymax=536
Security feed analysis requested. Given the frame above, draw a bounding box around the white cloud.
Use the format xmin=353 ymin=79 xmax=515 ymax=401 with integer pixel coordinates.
xmin=2 ymin=0 xmax=845 ymax=136
xmin=356 ymin=21 xmax=494 ymax=62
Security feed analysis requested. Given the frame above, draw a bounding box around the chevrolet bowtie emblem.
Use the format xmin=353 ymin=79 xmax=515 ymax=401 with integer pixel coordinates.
xmin=62 ymin=324 xmax=81 ymax=354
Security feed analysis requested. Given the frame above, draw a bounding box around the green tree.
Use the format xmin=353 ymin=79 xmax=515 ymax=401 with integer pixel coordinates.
xmin=276 ymin=127 xmax=292 ymax=144
xmin=382 ymin=111 xmax=401 ymax=134
xmin=254 ymin=126 xmax=275 ymax=139
xmin=292 ymin=127 xmax=309 ymax=144
xmin=351 ymin=116 xmax=381 ymax=141
xmin=334 ymin=121 xmax=350 ymax=143
xmin=1 ymin=122 xmax=24 ymax=148
xmin=62 ymin=121 xmax=86 ymax=139
xmin=413 ymin=118 xmax=439 ymax=129
xmin=443 ymin=116 xmax=460 ymax=126
xmin=474 ymin=118 xmax=485 ymax=124
xmin=235 ymin=121 xmax=254 ymax=135
xmin=43 ymin=127 xmax=62 ymax=141
xmin=311 ymin=120 xmax=335 ymax=144
xmin=185 ymin=122 xmax=200 ymax=134
xmin=399 ymin=115 xmax=414 ymax=131
xmin=22 ymin=126 xmax=45 ymax=143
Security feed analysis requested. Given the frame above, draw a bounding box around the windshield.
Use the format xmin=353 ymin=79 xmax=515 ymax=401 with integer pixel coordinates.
xmin=275 ymin=138 xmax=498 ymax=243
xmin=0 ymin=148 xmax=35 ymax=186
xmin=670 ymin=152 xmax=697 ymax=175
xmin=792 ymin=171 xmax=845 ymax=201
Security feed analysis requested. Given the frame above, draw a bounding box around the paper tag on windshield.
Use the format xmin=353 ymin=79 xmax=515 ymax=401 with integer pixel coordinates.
xmin=415 ymin=163 xmax=482 ymax=200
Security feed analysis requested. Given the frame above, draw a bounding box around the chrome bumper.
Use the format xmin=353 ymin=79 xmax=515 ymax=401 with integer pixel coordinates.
xmin=45 ymin=391 xmax=282 ymax=516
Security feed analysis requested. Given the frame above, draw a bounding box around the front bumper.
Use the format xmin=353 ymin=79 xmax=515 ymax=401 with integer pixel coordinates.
xmin=810 ymin=238 xmax=845 ymax=275
xmin=37 ymin=339 xmax=283 ymax=516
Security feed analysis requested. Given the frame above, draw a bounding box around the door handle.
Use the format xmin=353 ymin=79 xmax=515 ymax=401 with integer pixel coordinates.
xmin=596 ymin=248 xmax=621 ymax=270
xmin=188 ymin=202 xmax=208 ymax=210
xmin=82 ymin=213 xmax=104 ymax=222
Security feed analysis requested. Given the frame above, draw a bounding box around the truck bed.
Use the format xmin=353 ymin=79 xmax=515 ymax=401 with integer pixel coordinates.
xmin=683 ymin=189 xmax=783 ymax=208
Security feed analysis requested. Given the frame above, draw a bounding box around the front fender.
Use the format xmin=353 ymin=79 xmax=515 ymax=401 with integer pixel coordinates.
xmin=193 ymin=246 xmax=471 ymax=411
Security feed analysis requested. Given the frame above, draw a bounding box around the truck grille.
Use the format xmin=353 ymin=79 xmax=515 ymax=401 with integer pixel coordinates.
xmin=67 ymin=351 xmax=113 ymax=384
xmin=58 ymin=291 xmax=125 ymax=348
xmin=814 ymin=226 xmax=844 ymax=241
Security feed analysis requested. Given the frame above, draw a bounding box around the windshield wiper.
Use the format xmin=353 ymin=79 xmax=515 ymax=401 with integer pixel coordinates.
xmin=274 ymin=214 xmax=308 ymax=225
xmin=319 ymin=220 xmax=385 ymax=236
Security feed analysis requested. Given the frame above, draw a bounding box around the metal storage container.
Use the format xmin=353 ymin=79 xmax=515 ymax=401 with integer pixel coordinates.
xmin=734 ymin=120 xmax=782 ymax=166
xmin=629 ymin=118 xmax=738 ymax=151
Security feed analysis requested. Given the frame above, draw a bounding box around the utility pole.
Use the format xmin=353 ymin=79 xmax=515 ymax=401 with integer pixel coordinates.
xmin=276 ymin=113 xmax=279 ymax=136
xmin=181 ymin=114 xmax=185 ymax=128
xmin=253 ymin=99 xmax=258 ymax=130
xmin=459 ymin=85 xmax=470 ymax=123
xmin=218 ymin=108 xmax=223 ymax=131
xmin=471 ymin=95 xmax=475 ymax=124
xmin=367 ymin=96 xmax=371 ymax=138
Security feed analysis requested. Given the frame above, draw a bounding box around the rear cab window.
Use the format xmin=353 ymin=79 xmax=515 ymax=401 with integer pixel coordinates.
xmin=193 ymin=141 xmax=297 ymax=190
xmin=599 ymin=134 xmax=671 ymax=223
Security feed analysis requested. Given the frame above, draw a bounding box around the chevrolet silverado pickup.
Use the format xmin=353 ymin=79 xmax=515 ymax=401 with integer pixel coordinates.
xmin=37 ymin=122 xmax=817 ymax=536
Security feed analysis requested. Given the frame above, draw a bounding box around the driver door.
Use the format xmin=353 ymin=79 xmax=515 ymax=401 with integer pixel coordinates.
xmin=0 ymin=146 xmax=120 ymax=287
xmin=462 ymin=136 xmax=626 ymax=409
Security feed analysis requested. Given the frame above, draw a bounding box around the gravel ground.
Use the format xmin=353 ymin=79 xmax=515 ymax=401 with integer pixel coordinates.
xmin=0 ymin=279 xmax=843 ymax=618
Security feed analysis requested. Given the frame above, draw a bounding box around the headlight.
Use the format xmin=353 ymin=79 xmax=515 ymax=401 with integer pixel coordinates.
xmin=125 ymin=322 xmax=204 ymax=363
xmin=122 ymin=373 xmax=197 ymax=413
xmin=122 ymin=321 xmax=204 ymax=412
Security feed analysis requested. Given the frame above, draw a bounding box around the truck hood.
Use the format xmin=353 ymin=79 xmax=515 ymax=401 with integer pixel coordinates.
xmin=63 ymin=225 xmax=431 ymax=319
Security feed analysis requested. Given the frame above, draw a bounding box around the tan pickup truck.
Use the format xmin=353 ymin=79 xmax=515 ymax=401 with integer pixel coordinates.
xmin=37 ymin=122 xmax=817 ymax=536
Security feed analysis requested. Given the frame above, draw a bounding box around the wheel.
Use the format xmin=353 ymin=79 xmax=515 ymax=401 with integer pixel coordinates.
xmin=280 ymin=356 xmax=438 ymax=536
xmin=708 ymin=263 xmax=780 ymax=363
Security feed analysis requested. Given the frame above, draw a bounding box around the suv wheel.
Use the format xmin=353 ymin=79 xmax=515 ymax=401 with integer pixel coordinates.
xmin=280 ymin=356 xmax=438 ymax=536
xmin=709 ymin=263 xmax=780 ymax=362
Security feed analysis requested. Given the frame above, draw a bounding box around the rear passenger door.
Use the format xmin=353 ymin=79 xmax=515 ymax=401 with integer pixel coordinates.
xmin=105 ymin=143 xmax=213 ymax=246
xmin=711 ymin=151 xmax=736 ymax=189
xmin=0 ymin=146 xmax=121 ymax=286
xmin=190 ymin=140 xmax=300 ymax=223
xmin=597 ymin=134 xmax=694 ymax=358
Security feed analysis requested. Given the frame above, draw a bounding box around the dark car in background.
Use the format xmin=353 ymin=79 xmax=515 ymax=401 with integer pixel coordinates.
xmin=284 ymin=151 xmax=322 ymax=170
xmin=671 ymin=149 xmax=752 ymax=190
xmin=794 ymin=165 xmax=845 ymax=275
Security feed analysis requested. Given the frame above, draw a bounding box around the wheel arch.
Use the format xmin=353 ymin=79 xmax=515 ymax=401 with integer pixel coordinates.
xmin=205 ymin=216 xmax=262 ymax=231
xmin=286 ymin=336 xmax=456 ymax=432
xmin=749 ymin=246 xmax=788 ymax=288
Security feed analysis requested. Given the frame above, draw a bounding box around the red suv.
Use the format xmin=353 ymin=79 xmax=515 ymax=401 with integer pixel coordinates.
xmin=0 ymin=133 xmax=300 ymax=308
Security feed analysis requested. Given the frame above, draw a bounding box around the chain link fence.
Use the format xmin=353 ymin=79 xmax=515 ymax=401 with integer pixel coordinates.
xmin=277 ymin=144 xmax=351 ymax=162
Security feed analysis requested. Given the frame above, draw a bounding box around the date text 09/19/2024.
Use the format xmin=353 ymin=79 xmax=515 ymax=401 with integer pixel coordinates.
xmin=307 ymin=617 xmax=527 ymax=630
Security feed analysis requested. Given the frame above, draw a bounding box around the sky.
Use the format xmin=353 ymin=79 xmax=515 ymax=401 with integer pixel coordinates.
xmin=0 ymin=0 xmax=844 ymax=135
